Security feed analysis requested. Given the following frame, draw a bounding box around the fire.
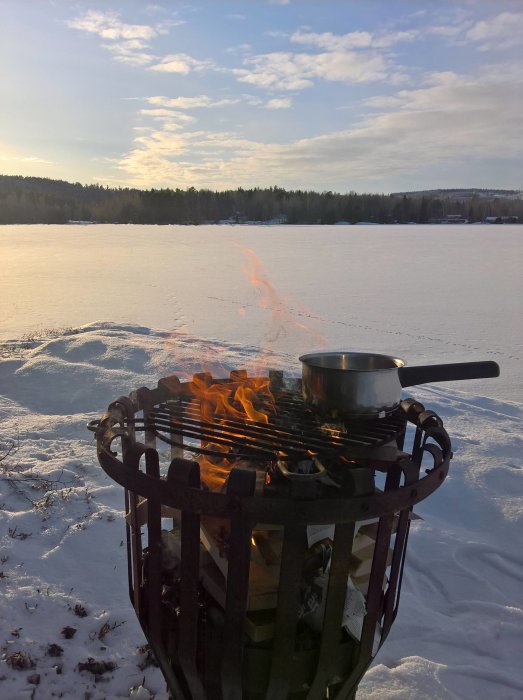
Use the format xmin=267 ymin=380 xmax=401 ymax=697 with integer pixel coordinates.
xmin=158 ymin=244 xmax=325 ymax=490
xmin=186 ymin=372 xmax=276 ymax=490
xmin=197 ymin=454 xmax=235 ymax=492
xmin=234 ymin=383 xmax=271 ymax=424
xmin=188 ymin=373 xmax=275 ymax=424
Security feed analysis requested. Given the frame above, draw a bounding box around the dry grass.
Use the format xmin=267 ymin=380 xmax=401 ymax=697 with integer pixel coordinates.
xmin=0 ymin=326 xmax=76 ymax=358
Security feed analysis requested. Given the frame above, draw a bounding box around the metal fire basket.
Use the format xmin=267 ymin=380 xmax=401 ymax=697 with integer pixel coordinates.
xmin=88 ymin=370 xmax=452 ymax=700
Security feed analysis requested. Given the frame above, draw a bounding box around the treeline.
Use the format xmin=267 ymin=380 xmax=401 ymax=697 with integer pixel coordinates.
xmin=0 ymin=175 xmax=521 ymax=225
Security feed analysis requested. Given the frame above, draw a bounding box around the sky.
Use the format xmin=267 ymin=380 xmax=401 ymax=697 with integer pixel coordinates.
xmin=1 ymin=0 xmax=522 ymax=193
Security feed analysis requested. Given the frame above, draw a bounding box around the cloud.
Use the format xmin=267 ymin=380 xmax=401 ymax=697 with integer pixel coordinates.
xmin=418 ymin=10 xmax=523 ymax=53
xmin=142 ymin=4 xmax=168 ymax=16
xmin=428 ymin=24 xmax=464 ymax=38
xmin=234 ymin=49 xmax=389 ymax=90
xmin=232 ymin=25 xmax=416 ymax=91
xmin=102 ymin=42 xmax=155 ymax=66
xmin=114 ymin=128 xmax=262 ymax=188
xmin=226 ymin=43 xmax=251 ymax=54
xmin=68 ymin=10 xmax=158 ymax=41
xmin=290 ymin=28 xmax=419 ymax=50
xmin=422 ymin=71 xmax=462 ymax=87
xmin=265 ymin=30 xmax=290 ymax=38
xmin=67 ymin=9 xmax=182 ymax=66
xmin=265 ymin=98 xmax=292 ymax=109
xmin=291 ymin=30 xmax=373 ymax=50
xmin=112 ymin=64 xmax=523 ymax=191
xmin=466 ymin=11 xmax=523 ymax=51
xmin=148 ymin=53 xmax=215 ymax=74
xmin=139 ymin=108 xmax=196 ymax=123
xmin=145 ymin=95 xmax=239 ymax=109
xmin=0 ymin=144 xmax=53 ymax=173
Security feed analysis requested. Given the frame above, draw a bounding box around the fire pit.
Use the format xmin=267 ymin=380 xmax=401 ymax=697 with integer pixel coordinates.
xmin=88 ymin=369 xmax=452 ymax=699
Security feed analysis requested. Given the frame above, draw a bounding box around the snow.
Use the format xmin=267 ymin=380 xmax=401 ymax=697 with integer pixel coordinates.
xmin=0 ymin=224 xmax=522 ymax=698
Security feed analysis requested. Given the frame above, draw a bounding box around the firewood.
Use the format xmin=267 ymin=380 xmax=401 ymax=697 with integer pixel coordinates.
xmin=244 ymin=609 xmax=276 ymax=643
xmin=349 ymin=544 xmax=393 ymax=578
xmin=125 ymin=497 xmax=180 ymax=527
xmin=200 ymin=559 xmax=279 ymax=612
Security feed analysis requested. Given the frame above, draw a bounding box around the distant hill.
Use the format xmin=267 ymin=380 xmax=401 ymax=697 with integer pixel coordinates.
xmin=391 ymin=188 xmax=523 ymax=200
xmin=0 ymin=175 xmax=521 ymax=225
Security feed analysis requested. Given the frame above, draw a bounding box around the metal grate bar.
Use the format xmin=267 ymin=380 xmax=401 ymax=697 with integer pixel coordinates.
xmin=129 ymin=392 xmax=406 ymax=465
xmin=151 ymin=410 xmax=375 ymax=454
xmin=163 ymin=399 xmax=388 ymax=446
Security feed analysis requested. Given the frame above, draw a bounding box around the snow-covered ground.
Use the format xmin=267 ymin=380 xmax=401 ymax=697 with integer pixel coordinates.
xmin=0 ymin=225 xmax=522 ymax=699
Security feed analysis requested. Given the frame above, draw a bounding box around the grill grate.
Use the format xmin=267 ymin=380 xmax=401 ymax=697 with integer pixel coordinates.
xmin=134 ymin=386 xmax=406 ymax=463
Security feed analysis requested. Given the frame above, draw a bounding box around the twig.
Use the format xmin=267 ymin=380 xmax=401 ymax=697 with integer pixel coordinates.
xmin=0 ymin=433 xmax=19 ymax=463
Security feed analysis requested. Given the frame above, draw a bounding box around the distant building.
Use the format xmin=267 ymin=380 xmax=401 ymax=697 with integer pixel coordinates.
xmin=443 ymin=214 xmax=468 ymax=223
xmin=485 ymin=215 xmax=519 ymax=224
xmin=430 ymin=214 xmax=468 ymax=224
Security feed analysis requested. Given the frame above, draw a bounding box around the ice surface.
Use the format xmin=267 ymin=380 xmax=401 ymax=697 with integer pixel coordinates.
xmin=0 ymin=224 xmax=522 ymax=698
xmin=0 ymin=224 xmax=521 ymax=402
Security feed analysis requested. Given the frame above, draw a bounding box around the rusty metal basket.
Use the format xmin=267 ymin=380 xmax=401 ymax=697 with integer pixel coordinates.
xmin=89 ymin=371 xmax=452 ymax=700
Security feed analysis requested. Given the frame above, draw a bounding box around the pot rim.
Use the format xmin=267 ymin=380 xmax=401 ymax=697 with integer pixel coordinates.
xmin=299 ymin=351 xmax=405 ymax=372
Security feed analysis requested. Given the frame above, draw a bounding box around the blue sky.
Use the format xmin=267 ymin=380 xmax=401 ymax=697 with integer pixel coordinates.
xmin=1 ymin=0 xmax=522 ymax=192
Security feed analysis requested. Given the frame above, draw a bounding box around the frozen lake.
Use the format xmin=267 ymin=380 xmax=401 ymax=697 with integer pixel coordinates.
xmin=1 ymin=224 xmax=521 ymax=402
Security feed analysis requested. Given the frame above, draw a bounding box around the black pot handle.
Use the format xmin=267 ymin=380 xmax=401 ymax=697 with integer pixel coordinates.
xmin=399 ymin=361 xmax=500 ymax=388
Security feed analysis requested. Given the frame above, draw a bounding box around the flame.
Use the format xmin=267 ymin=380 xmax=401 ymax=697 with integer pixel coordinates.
xmin=198 ymin=454 xmax=235 ymax=492
xmin=186 ymin=373 xmax=276 ymax=490
xmin=234 ymin=383 xmax=271 ymax=424
xmin=157 ymin=243 xmax=326 ymax=493
xmin=188 ymin=373 xmax=274 ymax=424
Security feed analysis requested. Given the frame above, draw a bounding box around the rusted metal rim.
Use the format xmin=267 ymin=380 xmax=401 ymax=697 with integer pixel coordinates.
xmin=98 ymin=444 xmax=450 ymax=525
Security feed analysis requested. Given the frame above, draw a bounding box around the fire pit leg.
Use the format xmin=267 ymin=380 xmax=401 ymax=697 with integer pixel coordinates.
xmin=382 ymin=460 xmax=419 ymax=639
xmin=359 ymin=464 xmax=402 ymax=662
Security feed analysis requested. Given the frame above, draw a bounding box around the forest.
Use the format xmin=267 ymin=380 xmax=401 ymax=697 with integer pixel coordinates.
xmin=0 ymin=175 xmax=521 ymax=225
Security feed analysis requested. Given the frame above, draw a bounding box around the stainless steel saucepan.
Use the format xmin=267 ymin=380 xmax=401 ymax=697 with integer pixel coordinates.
xmin=299 ymin=352 xmax=500 ymax=417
